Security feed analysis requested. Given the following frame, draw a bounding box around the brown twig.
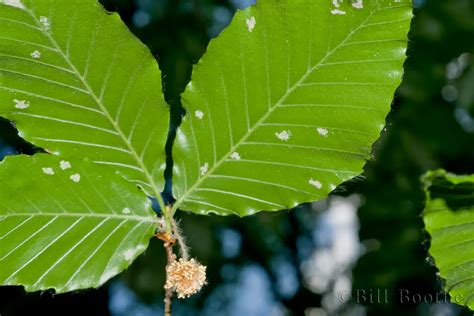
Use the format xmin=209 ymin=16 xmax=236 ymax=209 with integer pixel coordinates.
xmin=156 ymin=232 xmax=176 ymax=316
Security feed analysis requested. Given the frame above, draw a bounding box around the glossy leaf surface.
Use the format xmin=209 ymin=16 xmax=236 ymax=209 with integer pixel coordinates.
xmin=173 ymin=0 xmax=412 ymax=215
xmin=0 ymin=0 xmax=169 ymax=197
xmin=0 ymin=154 xmax=157 ymax=293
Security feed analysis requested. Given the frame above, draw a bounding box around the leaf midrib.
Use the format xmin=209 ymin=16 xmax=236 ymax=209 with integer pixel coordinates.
xmin=23 ymin=5 xmax=162 ymax=200
xmin=174 ymin=5 xmax=386 ymax=210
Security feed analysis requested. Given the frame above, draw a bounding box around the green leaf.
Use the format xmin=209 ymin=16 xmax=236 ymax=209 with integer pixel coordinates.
xmin=423 ymin=170 xmax=474 ymax=310
xmin=0 ymin=154 xmax=157 ymax=293
xmin=172 ymin=0 xmax=412 ymax=216
xmin=0 ymin=0 xmax=169 ymax=198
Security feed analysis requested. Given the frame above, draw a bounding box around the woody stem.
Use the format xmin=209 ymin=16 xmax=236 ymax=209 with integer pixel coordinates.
xmin=164 ymin=240 xmax=175 ymax=316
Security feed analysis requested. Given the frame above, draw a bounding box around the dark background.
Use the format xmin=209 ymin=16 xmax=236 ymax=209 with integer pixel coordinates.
xmin=1 ymin=0 xmax=473 ymax=315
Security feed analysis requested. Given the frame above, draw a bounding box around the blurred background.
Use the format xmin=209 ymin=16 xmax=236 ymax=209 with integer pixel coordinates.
xmin=1 ymin=0 xmax=473 ymax=315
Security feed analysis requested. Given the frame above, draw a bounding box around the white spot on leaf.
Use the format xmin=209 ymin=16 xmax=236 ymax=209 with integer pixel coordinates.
xmin=30 ymin=50 xmax=41 ymax=59
xmin=331 ymin=9 xmax=346 ymax=15
xmin=122 ymin=207 xmax=131 ymax=215
xmin=246 ymin=16 xmax=256 ymax=32
xmin=3 ymin=0 xmax=25 ymax=9
xmin=124 ymin=249 xmax=135 ymax=261
xmin=230 ymin=152 xmax=241 ymax=160
xmin=330 ymin=184 xmax=337 ymax=190
xmin=14 ymin=99 xmax=29 ymax=109
xmin=200 ymin=163 xmax=209 ymax=176
xmin=317 ymin=127 xmax=329 ymax=137
xmin=195 ymin=110 xmax=204 ymax=120
xmin=70 ymin=173 xmax=81 ymax=183
xmin=352 ymin=0 xmax=363 ymax=9
xmin=309 ymin=178 xmax=323 ymax=189
xmin=332 ymin=0 xmax=340 ymax=8
xmin=387 ymin=70 xmax=401 ymax=79
xmin=275 ymin=130 xmax=291 ymax=141
xmin=42 ymin=167 xmax=54 ymax=175
xmin=59 ymin=160 xmax=71 ymax=170
xmin=39 ymin=16 xmax=50 ymax=30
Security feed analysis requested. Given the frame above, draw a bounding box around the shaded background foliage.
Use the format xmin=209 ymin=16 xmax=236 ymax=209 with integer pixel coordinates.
xmin=0 ymin=0 xmax=473 ymax=315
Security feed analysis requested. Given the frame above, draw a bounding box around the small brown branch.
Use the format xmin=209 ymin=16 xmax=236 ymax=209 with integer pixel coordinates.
xmin=164 ymin=287 xmax=173 ymax=316
xmin=156 ymin=232 xmax=176 ymax=316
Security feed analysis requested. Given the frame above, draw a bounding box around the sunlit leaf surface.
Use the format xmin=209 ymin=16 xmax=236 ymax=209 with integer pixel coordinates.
xmin=0 ymin=0 xmax=169 ymax=197
xmin=173 ymin=0 xmax=412 ymax=216
xmin=0 ymin=154 xmax=157 ymax=293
